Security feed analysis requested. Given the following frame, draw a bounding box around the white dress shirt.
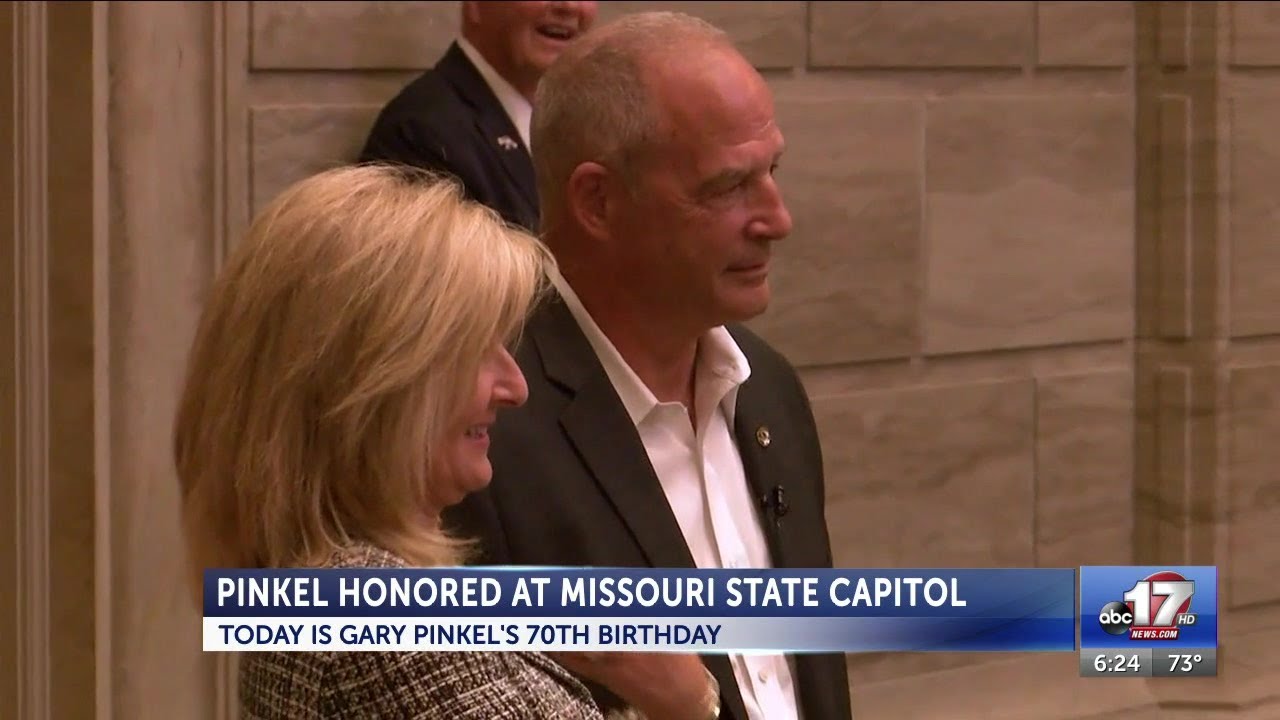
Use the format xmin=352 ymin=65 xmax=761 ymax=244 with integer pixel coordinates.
xmin=456 ymin=37 xmax=533 ymax=151
xmin=550 ymin=270 xmax=803 ymax=720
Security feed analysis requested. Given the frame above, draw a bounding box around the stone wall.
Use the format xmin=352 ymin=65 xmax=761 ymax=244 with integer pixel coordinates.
xmin=4 ymin=2 xmax=1280 ymax=718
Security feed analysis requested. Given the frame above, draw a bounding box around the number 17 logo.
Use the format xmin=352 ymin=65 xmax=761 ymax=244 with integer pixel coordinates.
xmin=1098 ymin=571 xmax=1196 ymax=639
xmin=1124 ymin=572 xmax=1195 ymax=628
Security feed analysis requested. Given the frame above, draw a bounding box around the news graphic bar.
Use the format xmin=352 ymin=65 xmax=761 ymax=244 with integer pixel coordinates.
xmin=202 ymin=568 xmax=1078 ymax=654
xmin=1077 ymin=648 xmax=1218 ymax=678
xmin=1078 ymin=566 xmax=1218 ymax=678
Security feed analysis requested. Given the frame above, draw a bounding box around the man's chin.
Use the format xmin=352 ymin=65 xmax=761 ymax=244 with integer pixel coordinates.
xmin=720 ymin=290 xmax=771 ymax=323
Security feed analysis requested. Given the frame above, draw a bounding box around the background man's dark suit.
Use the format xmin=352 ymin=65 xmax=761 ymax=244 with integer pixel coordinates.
xmin=446 ymin=295 xmax=854 ymax=720
xmin=358 ymin=42 xmax=539 ymax=233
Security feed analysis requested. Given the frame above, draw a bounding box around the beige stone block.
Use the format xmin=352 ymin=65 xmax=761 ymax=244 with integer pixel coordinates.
xmin=748 ymin=94 xmax=920 ymax=366
xmin=1227 ymin=364 xmax=1280 ymax=608
xmin=595 ymin=1 xmax=804 ymax=69
xmin=816 ymin=379 xmax=1035 ymax=569
xmin=810 ymin=1 xmax=1031 ymax=68
xmin=1035 ymin=370 xmax=1134 ymax=568
xmin=1215 ymin=604 xmax=1280 ymax=708
xmin=1037 ymin=1 xmax=1133 ymax=67
xmin=1230 ymin=1 xmax=1280 ymax=66
xmin=250 ymin=105 xmax=380 ymax=216
xmin=1229 ymin=97 xmax=1280 ymax=337
xmin=250 ymin=1 xmax=458 ymax=70
xmin=924 ymin=96 xmax=1133 ymax=355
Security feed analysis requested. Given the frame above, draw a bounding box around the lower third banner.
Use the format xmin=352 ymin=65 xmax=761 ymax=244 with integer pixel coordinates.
xmin=203 ymin=568 xmax=1076 ymax=654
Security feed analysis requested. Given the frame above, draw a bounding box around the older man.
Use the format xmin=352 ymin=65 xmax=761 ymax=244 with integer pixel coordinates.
xmin=359 ymin=1 xmax=598 ymax=232
xmin=446 ymin=12 xmax=853 ymax=720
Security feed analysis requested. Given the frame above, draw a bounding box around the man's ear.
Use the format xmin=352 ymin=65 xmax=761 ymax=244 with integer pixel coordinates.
xmin=566 ymin=162 xmax=611 ymax=240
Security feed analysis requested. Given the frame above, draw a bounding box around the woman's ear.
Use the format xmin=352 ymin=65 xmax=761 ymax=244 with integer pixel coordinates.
xmin=565 ymin=162 xmax=611 ymax=241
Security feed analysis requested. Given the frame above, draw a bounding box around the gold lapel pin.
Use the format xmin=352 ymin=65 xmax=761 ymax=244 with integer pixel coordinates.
xmin=756 ymin=425 xmax=771 ymax=447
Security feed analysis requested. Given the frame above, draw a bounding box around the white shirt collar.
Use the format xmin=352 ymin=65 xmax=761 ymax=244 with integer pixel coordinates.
xmin=547 ymin=267 xmax=751 ymax=429
xmin=456 ymin=37 xmax=533 ymax=151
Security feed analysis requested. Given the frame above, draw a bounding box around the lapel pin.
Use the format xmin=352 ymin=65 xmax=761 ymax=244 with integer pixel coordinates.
xmin=496 ymin=135 xmax=519 ymax=151
xmin=755 ymin=426 xmax=771 ymax=447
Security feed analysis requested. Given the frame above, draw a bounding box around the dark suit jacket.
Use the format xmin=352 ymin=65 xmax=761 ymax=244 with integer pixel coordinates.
xmin=359 ymin=42 xmax=539 ymax=233
xmin=445 ymin=295 xmax=853 ymax=720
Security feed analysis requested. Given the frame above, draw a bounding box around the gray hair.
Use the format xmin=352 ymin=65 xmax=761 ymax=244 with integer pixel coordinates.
xmin=530 ymin=12 xmax=733 ymax=228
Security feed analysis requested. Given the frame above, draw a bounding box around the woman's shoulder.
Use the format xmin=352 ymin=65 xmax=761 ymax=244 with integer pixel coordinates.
xmin=319 ymin=541 xmax=409 ymax=570
xmin=380 ymin=650 xmax=603 ymax=719
xmin=241 ymin=648 xmax=601 ymax=719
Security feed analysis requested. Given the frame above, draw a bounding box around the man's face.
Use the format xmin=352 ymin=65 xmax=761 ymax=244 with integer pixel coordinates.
xmin=607 ymin=49 xmax=792 ymax=332
xmin=466 ymin=2 xmax=599 ymax=92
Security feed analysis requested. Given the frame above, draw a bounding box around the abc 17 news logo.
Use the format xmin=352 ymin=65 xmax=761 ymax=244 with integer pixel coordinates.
xmin=1097 ymin=571 xmax=1197 ymax=640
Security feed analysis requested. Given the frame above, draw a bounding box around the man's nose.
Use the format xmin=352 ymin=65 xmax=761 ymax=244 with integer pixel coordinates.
xmin=750 ymin=178 xmax=792 ymax=241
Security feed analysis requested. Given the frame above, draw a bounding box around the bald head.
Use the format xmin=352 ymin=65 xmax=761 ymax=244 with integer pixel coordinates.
xmin=650 ymin=46 xmax=776 ymax=150
xmin=530 ymin=12 xmax=741 ymax=231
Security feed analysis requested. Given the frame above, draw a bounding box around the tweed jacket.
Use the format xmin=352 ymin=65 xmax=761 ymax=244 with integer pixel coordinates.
xmin=238 ymin=544 xmax=602 ymax=720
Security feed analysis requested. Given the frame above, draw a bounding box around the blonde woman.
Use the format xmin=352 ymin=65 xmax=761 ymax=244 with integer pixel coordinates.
xmin=174 ymin=165 xmax=720 ymax=719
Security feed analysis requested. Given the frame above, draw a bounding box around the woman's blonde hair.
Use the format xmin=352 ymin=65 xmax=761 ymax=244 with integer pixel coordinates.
xmin=173 ymin=164 xmax=551 ymax=594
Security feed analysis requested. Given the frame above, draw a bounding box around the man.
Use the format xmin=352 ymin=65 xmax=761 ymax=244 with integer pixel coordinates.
xmin=358 ymin=1 xmax=598 ymax=232
xmin=445 ymin=11 xmax=853 ymax=720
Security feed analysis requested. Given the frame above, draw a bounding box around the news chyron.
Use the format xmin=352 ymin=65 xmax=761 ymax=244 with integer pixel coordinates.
xmin=1079 ymin=566 xmax=1218 ymax=678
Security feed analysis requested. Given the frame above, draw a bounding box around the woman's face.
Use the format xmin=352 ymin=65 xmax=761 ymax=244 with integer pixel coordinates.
xmin=428 ymin=343 xmax=529 ymax=512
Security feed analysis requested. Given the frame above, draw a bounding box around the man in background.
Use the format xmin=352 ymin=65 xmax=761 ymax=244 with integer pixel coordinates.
xmin=359 ymin=1 xmax=598 ymax=232
xmin=446 ymin=11 xmax=854 ymax=720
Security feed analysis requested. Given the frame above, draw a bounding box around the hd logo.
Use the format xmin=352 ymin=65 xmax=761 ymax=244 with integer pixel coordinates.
xmin=1098 ymin=570 xmax=1197 ymax=640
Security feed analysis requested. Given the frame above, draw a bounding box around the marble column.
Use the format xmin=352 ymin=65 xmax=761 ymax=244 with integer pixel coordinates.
xmin=1136 ymin=1 xmax=1280 ymax=714
xmin=4 ymin=1 xmax=233 ymax=717
xmin=105 ymin=1 xmax=230 ymax=717
xmin=4 ymin=1 xmax=105 ymax=717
